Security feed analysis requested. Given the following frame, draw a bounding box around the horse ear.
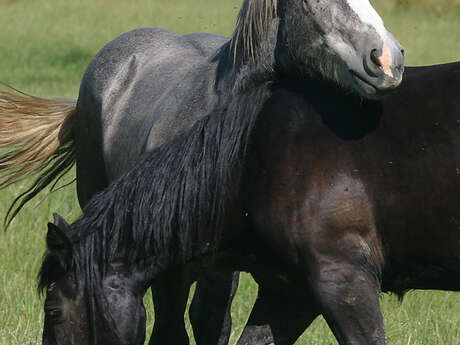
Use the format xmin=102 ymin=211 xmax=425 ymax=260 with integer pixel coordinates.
xmin=53 ymin=213 xmax=71 ymax=233
xmin=46 ymin=221 xmax=72 ymax=263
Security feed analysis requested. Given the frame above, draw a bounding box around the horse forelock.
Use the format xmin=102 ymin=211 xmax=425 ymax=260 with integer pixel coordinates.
xmin=38 ymin=251 xmax=61 ymax=294
xmin=230 ymin=0 xmax=278 ymax=65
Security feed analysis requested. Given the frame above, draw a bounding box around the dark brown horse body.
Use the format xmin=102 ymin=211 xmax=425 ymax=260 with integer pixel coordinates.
xmin=236 ymin=62 xmax=460 ymax=344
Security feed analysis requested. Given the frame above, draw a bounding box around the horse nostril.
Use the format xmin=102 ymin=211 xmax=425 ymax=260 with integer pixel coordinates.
xmin=370 ymin=49 xmax=382 ymax=67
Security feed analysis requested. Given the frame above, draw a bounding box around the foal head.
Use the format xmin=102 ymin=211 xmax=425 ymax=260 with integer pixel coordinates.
xmin=39 ymin=214 xmax=146 ymax=345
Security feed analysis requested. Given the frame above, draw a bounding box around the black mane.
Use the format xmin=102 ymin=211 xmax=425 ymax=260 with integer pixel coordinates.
xmin=38 ymin=75 xmax=272 ymax=341
xmin=38 ymin=75 xmax=273 ymax=287
xmin=38 ymin=1 xmax=280 ymax=337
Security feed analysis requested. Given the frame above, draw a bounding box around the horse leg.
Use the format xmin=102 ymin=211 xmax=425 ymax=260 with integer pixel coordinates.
xmin=74 ymin=106 xmax=109 ymax=207
xmin=149 ymin=272 xmax=191 ymax=345
xmin=304 ymin=235 xmax=386 ymax=345
xmin=236 ymin=276 xmax=319 ymax=345
xmin=189 ymin=271 xmax=239 ymax=345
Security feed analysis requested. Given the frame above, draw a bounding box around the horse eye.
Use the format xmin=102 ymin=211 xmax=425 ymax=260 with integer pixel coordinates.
xmin=66 ymin=275 xmax=77 ymax=289
xmin=46 ymin=308 xmax=63 ymax=321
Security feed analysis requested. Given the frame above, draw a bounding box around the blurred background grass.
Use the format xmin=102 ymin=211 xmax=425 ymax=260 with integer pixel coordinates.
xmin=0 ymin=0 xmax=459 ymax=344
xmin=392 ymin=0 xmax=460 ymax=15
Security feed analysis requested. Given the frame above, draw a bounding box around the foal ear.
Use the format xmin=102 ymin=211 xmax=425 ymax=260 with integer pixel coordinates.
xmin=46 ymin=221 xmax=72 ymax=262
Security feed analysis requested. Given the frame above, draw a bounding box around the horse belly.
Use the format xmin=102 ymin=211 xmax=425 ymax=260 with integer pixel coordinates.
xmin=358 ymin=138 xmax=460 ymax=291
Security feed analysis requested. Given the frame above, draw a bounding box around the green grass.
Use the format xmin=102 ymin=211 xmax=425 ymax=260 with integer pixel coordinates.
xmin=0 ymin=0 xmax=459 ymax=344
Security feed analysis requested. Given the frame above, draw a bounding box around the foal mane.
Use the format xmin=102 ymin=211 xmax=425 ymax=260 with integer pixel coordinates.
xmin=230 ymin=0 xmax=278 ymax=65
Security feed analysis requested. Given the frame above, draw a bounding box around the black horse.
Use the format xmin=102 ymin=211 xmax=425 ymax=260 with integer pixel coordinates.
xmin=0 ymin=0 xmax=404 ymax=344
xmin=39 ymin=61 xmax=460 ymax=345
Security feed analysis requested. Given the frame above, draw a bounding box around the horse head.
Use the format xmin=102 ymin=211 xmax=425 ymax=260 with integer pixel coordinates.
xmin=39 ymin=214 xmax=146 ymax=345
xmin=232 ymin=0 xmax=404 ymax=99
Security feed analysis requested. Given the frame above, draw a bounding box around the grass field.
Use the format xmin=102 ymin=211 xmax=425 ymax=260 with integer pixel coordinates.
xmin=0 ymin=0 xmax=459 ymax=344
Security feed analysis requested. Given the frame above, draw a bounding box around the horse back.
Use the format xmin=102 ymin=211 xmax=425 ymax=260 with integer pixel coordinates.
xmin=74 ymin=28 xmax=228 ymax=187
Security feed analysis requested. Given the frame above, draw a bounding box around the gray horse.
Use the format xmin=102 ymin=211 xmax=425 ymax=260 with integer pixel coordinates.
xmin=0 ymin=0 xmax=404 ymax=344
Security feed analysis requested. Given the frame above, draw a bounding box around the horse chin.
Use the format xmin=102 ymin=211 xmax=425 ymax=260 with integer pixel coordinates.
xmin=349 ymin=71 xmax=398 ymax=100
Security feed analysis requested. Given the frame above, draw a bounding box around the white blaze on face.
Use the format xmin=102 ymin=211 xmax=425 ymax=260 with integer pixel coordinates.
xmin=345 ymin=0 xmax=387 ymax=39
xmin=345 ymin=0 xmax=394 ymax=77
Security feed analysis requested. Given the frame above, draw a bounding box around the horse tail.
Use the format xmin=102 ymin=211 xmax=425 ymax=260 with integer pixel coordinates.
xmin=0 ymin=89 xmax=76 ymax=228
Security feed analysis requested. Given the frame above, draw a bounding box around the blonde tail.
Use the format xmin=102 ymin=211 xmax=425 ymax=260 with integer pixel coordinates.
xmin=0 ymin=89 xmax=76 ymax=227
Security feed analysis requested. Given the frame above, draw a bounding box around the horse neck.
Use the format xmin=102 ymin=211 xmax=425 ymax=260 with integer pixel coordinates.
xmin=218 ymin=19 xmax=279 ymax=94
